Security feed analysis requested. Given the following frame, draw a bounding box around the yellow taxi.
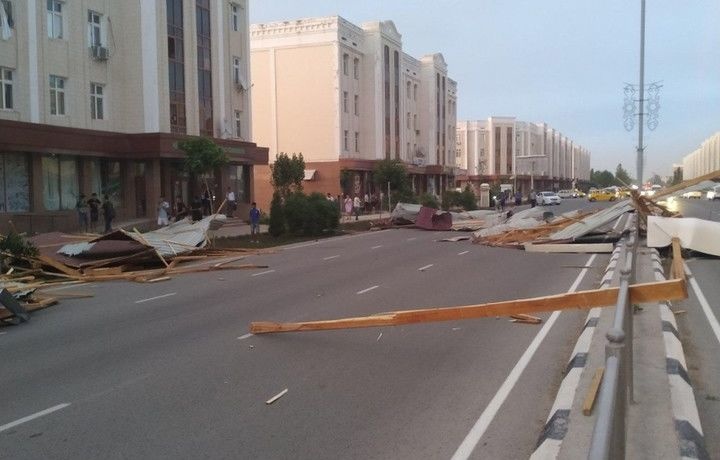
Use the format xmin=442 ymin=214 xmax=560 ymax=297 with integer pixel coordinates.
xmin=588 ymin=188 xmax=618 ymax=202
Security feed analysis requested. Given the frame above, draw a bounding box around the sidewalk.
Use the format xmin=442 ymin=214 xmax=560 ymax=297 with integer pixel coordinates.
xmin=533 ymin=242 xmax=708 ymax=459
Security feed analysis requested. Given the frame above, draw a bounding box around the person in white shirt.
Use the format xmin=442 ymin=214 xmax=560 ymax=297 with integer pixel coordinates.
xmin=157 ymin=197 xmax=170 ymax=226
xmin=226 ymin=187 xmax=236 ymax=217
xmin=353 ymin=195 xmax=361 ymax=220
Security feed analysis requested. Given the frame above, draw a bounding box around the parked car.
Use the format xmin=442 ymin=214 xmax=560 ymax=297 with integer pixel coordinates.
xmin=707 ymin=184 xmax=720 ymax=200
xmin=537 ymin=191 xmax=562 ymax=205
xmin=557 ymin=190 xmax=576 ymax=198
xmin=588 ymin=188 xmax=617 ymax=202
xmin=682 ymin=190 xmax=703 ymax=199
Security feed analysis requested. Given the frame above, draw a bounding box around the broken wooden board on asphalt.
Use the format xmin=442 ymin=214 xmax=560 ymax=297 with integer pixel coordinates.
xmin=250 ymin=277 xmax=688 ymax=334
xmin=524 ymin=243 xmax=614 ymax=253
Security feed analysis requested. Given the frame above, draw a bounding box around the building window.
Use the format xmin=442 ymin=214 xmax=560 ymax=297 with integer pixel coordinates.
xmin=353 ymin=57 xmax=359 ymax=79
xmin=232 ymin=56 xmax=241 ymax=84
xmin=42 ymin=155 xmax=78 ymax=211
xmin=406 ymin=81 xmax=411 ymax=99
xmin=354 ymin=132 xmax=359 ymax=153
xmin=88 ymin=159 xmax=122 ymax=206
xmin=0 ymin=67 xmax=12 ymax=109
xmin=196 ymin=0 xmax=213 ymax=136
xmin=47 ymin=0 xmax=63 ymax=39
xmin=413 ymin=83 xmax=417 ymax=101
xmin=354 ymin=95 xmax=358 ymax=116
xmin=230 ymin=4 xmax=239 ymax=31
xmin=234 ymin=109 xmax=241 ymax=138
xmin=342 ymin=53 xmax=348 ymax=76
xmin=343 ymin=91 xmax=348 ymax=113
xmin=343 ymin=130 xmax=348 ymax=151
xmin=406 ymin=142 xmax=410 ymax=156
xmin=406 ymin=112 xmax=411 ymax=129
xmin=167 ymin=0 xmax=186 ymax=134
xmin=88 ymin=10 xmax=101 ymax=47
xmin=1 ymin=0 xmax=14 ymax=29
xmin=413 ymin=114 xmax=417 ymax=130
xmin=49 ymin=75 xmax=65 ymax=115
xmin=90 ymin=83 xmax=104 ymax=119
xmin=0 ymin=154 xmax=30 ymax=213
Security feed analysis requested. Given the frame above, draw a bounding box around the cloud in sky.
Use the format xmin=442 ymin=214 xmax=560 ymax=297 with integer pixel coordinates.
xmin=250 ymin=0 xmax=720 ymax=178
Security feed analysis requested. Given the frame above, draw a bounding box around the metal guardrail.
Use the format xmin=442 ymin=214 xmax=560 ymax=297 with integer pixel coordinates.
xmin=588 ymin=215 xmax=637 ymax=460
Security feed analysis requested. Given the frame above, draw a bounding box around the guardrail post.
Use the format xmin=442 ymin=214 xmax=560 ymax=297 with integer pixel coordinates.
xmin=606 ymin=328 xmax=627 ymax=459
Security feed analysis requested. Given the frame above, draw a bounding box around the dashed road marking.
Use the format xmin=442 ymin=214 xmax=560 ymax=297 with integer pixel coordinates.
xmin=135 ymin=293 xmax=176 ymax=304
xmin=371 ymin=245 xmax=382 ymax=249
xmin=0 ymin=403 xmax=71 ymax=433
xmin=418 ymin=264 xmax=433 ymax=271
xmin=685 ymin=262 xmax=720 ymax=346
xmin=458 ymin=251 xmax=469 ymax=255
xmin=238 ymin=333 xmax=254 ymax=340
xmin=252 ymin=269 xmax=276 ymax=277
xmin=407 ymin=237 xmax=417 ymax=241
xmin=323 ymin=255 xmax=340 ymax=260
xmin=357 ymin=285 xmax=379 ymax=295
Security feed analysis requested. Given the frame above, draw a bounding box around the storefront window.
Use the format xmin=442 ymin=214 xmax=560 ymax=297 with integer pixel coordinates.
xmin=88 ymin=159 xmax=122 ymax=206
xmin=0 ymin=154 xmax=30 ymax=212
xmin=229 ymin=165 xmax=250 ymax=203
xmin=42 ymin=156 xmax=78 ymax=210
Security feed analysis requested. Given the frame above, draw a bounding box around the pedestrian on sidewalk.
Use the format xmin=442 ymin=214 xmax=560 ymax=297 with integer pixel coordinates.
xmin=201 ymin=188 xmax=211 ymax=216
xmin=101 ymin=194 xmax=115 ymax=233
xmin=226 ymin=187 xmax=236 ymax=218
xmin=364 ymin=192 xmax=370 ymax=214
xmin=249 ymin=202 xmax=261 ymax=243
xmin=514 ymin=190 xmax=522 ymax=207
xmin=353 ymin=195 xmax=361 ymax=220
xmin=499 ymin=192 xmax=506 ymax=211
xmin=76 ymin=193 xmax=89 ymax=233
xmin=88 ymin=192 xmax=101 ymax=232
xmin=529 ymin=189 xmax=537 ymax=208
xmin=343 ymin=195 xmax=353 ymax=221
xmin=157 ymin=196 xmax=170 ymax=227
xmin=174 ymin=197 xmax=188 ymax=221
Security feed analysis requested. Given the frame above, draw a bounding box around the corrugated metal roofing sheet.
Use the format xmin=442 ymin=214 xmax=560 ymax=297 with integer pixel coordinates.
xmin=549 ymin=201 xmax=632 ymax=240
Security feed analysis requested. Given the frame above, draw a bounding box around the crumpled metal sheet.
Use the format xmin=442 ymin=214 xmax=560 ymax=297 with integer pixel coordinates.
xmin=57 ymin=242 xmax=96 ymax=256
xmin=415 ymin=206 xmax=452 ymax=231
xmin=122 ymin=215 xmax=227 ymax=257
xmin=647 ymin=216 xmax=720 ymax=256
xmin=549 ymin=201 xmax=633 ymax=240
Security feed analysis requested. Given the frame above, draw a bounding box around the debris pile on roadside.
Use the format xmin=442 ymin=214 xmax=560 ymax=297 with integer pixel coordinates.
xmin=1 ymin=215 xmax=270 ymax=323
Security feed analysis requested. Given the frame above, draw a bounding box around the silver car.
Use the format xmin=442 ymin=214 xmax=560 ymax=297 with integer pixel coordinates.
xmin=537 ymin=191 xmax=562 ymax=205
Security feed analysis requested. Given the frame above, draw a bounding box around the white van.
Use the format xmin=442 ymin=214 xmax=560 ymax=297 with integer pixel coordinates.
xmin=707 ymin=184 xmax=720 ymax=200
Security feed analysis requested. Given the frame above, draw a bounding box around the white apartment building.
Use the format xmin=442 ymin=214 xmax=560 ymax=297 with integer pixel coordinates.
xmin=250 ymin=16 xmax=457 ymax=206
xmin=0 ymin=0 xmax=267 ymax=232
xmin=681 ymin=132 xmax=720 ymax=180
xmin=456 ymin=117 xmax=590 ymax=194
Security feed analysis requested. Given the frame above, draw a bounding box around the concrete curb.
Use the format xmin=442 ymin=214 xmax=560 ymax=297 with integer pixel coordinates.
xmin=530 ymin=245 xmax=622 ymax=459
xmin=650 ymin=250 xmax=710 ymax=460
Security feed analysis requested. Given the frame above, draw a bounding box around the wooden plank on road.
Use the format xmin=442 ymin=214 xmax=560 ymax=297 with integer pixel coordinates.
xmin=250 ymin=278 xmax=687 ymax=334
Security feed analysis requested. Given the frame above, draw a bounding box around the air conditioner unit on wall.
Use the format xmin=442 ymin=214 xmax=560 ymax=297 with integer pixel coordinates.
xmin=91 ymin=46 xmax=109 ymax=61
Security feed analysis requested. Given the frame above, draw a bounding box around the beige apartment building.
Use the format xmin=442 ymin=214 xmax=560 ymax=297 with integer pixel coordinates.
xmin=681 ymin=132 xmax=720 ymax=180
xmin=0 ymin=0 xmax=267 ymax=233
xmin=456 ymin=117 xmax=591 ymax=194
xmin=250 ymin=16 xmax=457 ymax=208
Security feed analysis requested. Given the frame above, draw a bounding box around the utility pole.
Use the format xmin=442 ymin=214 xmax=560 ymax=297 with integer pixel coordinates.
xmin=636 ymin=0 xmax=646 ymax=186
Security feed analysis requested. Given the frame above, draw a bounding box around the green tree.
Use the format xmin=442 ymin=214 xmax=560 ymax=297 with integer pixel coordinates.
xmin=268 ymin=192 xmax=285 ymax=237
xmin=668 ymin=168 xmax=683 ymax=186
xmin=615 ymin=163 xmax=633 ymax=186
xmin=591 ymin=169 xmax=616 ymax=188
xmin=460 ymin=185 xmax=478 ymax=210
xmin=178 ymin=137 xmax=228 ymax=212
xmin=271 ymin=152 xmax=305 ymax=197
xmin=373 ymin=159 xmax=410 ymax=192
xmin=648 ymin=173 xmax=664 ymax=186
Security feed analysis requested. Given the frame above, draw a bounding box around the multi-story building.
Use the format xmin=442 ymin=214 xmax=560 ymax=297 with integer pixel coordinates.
xmin=250 ymin=16 xmax=457 ymax=207
xmin=0 ymin=0 xmax=267 ymax=232
xmin=681 ymin=132 xmax=720 ymax=180
xmin=456 ymin=117 xmax=590 ymax=194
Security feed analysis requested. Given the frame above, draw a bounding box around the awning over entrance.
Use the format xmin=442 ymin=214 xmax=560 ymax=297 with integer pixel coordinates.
xmin=303 ymin=169 xmax=317 ymax=181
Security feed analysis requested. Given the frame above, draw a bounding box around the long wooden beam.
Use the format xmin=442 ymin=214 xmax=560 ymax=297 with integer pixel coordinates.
xmin=249 ymin=278 xmax=687 ymax=334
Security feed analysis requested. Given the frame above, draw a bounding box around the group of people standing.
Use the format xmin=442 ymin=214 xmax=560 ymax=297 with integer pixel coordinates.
xmin=496 ymin=190 xmax=537 ymax=211
xmin=326 ymin=192 xmax=381 ymax=221
xmin=75 ymin=193 xmax=115 ymax=233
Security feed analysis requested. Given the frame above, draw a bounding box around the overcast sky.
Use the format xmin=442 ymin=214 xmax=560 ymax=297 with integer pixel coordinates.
xmin=250 ymin=0 xmax=720 ymax=179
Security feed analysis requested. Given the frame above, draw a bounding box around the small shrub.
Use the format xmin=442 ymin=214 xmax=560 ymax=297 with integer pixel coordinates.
xmin=284 ymin=192 xmax=340 ymax=236
xmin=268 ymin=192 xmax=285 ymax=237
xmin=442 ymin=190 xmax=462 ymax=210
xmin=418 ymin=193 xmax=439 ymax=209
xmin=0 ymin=231 xmax=39 ymax=271
xmin=460 ymin=185 xmax=478 ymax=211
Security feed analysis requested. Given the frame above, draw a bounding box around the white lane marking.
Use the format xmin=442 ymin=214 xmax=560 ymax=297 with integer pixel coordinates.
xmin=283 ymin=241 xmax=319 ymax=250
xmin=357 ymin=285 xmax=379 ymax=295
xmin=134 ymin=292 xmax=176 ymax=304
xmin=0 ymin=403 xmax=70 ymax=433
xmin=238 ymin=333 xmax=254 ymax=340
xmin=458 ymin=251 xmax=469 ymax=256
xmin=377 ymin=332 xmax=383 ymax=342
xmin=252 ymin=269 xmax=276 ymax=277
xmin=418 ymin=264 xmax=433 ymax=271
xmin=282 ymin=230 xmax=388 ymax=250
xmin=371 ymin=245 xmax=383 ymax=249
xmin=407 ymin=237 xmax=417 ymax=241
xmin=685 ymin=262 xmax=720 ymax=346
xmin=323 ymin=255 xmax=340 ymax=260
xmin=451 ymin=254 xmax=597 ymax=460
xmin=266 ymin=388 xmax=288 ymax=405
xmin=0 ymin=332 xmax=7 ymax=336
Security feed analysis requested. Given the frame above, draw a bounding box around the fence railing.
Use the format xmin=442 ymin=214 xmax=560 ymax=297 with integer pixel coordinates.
xmin=588 ymin=214 xmax=637 ymax=460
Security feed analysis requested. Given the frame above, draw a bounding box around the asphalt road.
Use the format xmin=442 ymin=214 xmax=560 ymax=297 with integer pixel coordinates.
xmin=667 ymin=196 xmax=720 ymax=455
xmin=1 ymin=199 xmax=613 ymax=459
